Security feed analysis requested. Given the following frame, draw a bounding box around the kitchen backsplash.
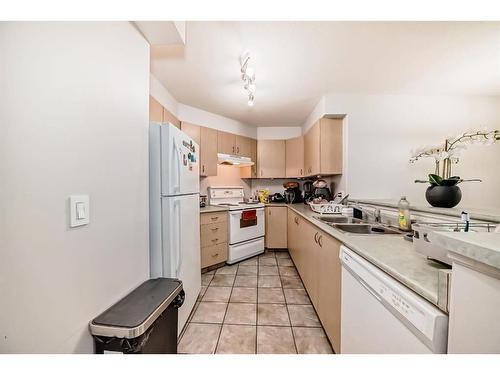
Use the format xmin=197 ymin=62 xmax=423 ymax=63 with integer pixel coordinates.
xmin=200 ymin=165 xmax=252 ymax=198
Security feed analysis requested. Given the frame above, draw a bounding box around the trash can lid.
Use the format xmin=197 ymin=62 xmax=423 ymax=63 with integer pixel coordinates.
xmin=89 ymin=278 xmax=183 ymax=339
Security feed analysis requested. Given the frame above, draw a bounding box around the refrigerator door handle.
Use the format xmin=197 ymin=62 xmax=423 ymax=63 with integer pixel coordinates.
xmin=176 ymin=198 xmax=183 ymax=277
xmin=173 ymin=138 xmax=182 ymax=194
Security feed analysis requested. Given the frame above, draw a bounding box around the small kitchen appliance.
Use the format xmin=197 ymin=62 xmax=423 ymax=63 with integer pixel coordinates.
xmin=269 ymin=193 xmax=286 ymax=203
xmin=303 ymin=180 xmax=314 ymax=204
xmin=283 ymin=181 xmax=303 ymax=204
xmin=208 ymin=186 xmax=265 ymax=263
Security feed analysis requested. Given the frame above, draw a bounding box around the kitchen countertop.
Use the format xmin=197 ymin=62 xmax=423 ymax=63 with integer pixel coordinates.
xmin=350 ymin=198 xmax=500 ymax=223
xmin=287 ymin=203 xmax=450 ymax=309
xmin=429 ymin=231 xmax=500 ymax=270
xmin=199 ymin=205 xmax=229 ymax=214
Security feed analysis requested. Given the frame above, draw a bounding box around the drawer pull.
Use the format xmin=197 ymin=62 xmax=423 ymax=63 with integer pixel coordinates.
xmin=211 ymin=227 xmax=219 ymax=232
xmin=211 ymin=238 xmax=218 ymax=242
xmin=212 ymin=253 xmax=219 ymax=257
xmin=211 ymin=217 xmax=218 ymax=221
xmin=318 ymin=235 xmax=323 ymax=247
xmin=294 ymin=216 xmax=299 ymax=225
xmin=314 ymin=232 xmax=319 ymax=243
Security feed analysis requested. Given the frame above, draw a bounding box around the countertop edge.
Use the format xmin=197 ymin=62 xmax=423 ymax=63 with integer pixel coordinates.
xmin=286 ymin=204 xmax=446 ymax=308
xmin=199 ymin=206 xmax=230 ymax=214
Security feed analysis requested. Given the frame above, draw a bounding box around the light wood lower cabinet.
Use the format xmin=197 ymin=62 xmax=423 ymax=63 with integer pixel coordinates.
xmin=315 ymin=229 xmax=342 ymax=354
xmin=265 ymin=206 xmax=287 ymax=249
xmin=287 ymin=208 xmax=341 ymax=353
xmin=200 ymin=212 xmax=228 ymax=268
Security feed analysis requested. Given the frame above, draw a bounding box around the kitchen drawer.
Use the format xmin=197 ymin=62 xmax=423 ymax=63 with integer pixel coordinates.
xmin=201 ymin=242 xmax=228 ymax=268
xmin=201 ymin=222 xmax=228 ymax=247
xmin=200 ymin=212 xmax=227 ymax=225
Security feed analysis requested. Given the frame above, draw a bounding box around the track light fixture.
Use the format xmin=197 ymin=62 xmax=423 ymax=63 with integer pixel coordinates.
xmin=240 ymin=51 xmax=256 ymax=107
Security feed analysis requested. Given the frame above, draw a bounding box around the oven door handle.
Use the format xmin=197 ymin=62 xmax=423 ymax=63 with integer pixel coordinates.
xmin=229 ymin=207 xmax=265 ymax=217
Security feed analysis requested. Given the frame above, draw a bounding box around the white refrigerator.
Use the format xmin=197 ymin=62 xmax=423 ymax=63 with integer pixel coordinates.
xmin=149 ymin=122 xmax=201 ymax=333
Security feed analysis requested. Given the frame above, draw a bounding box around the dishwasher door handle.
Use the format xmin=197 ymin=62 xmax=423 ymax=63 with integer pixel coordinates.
xmin=358 ymin=278 xmax=382 ymax=302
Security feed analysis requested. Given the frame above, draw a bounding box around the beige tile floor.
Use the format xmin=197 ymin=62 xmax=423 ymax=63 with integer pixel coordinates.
xmin=178 ymin=250 xmax=334 ymax=354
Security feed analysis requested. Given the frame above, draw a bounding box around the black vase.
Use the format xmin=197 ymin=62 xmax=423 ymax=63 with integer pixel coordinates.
xmin=425 ymin=185 xmax=462 ymax=208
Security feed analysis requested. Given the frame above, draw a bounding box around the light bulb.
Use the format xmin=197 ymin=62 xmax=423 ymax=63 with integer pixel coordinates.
xmin=248 ymin=82 xmax=256 ymax=93
xmin=247 ymin=98 xmax=255 ymax=107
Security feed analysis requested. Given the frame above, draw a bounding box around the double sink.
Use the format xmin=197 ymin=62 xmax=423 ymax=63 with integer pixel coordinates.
xmin=313 ymin=215 xmax=404 ymax=235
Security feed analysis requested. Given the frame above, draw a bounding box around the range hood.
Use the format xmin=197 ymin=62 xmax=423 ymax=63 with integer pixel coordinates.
xmin=217 ymin=153 xmax=254 ymax=167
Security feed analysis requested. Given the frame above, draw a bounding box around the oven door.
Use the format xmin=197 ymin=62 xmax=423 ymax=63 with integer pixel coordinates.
xmin=228 ymin=208 xmax=265 ymax=244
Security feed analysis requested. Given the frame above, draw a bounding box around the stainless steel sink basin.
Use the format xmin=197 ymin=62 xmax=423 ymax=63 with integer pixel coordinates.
xmin=313 ymin=216 xmax=364 ymax=224
xmin=332 ymin=223 xmax=403 ymax=235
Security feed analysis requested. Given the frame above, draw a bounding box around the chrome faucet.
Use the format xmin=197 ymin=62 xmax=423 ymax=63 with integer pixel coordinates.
xmin=352 ymin=204 xmax=382 ymax=223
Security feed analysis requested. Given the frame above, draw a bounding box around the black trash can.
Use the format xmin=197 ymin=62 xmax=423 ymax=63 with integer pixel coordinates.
xmin=89 ymin=278 xmax=184 ymax=354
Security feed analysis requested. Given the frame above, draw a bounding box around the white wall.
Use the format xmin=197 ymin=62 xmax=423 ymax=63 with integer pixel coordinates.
xmin=257 ymin=127 xmax=302 ymax=140
xmin=178 ymin=103 xmax=257 ymax=138
xmin=200 ymin=165 xmax=252 ymax=197
xmin=150 ymin=74 xmax=179 ymax=116
xmin=319 ymin=94 xmax=500 ymax=209
xmin=0 ymin=22 xmax=150 ymax=353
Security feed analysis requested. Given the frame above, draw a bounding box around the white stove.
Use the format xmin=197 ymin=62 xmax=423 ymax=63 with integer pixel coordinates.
xmin=208 ymin=186 xmax=265 ymax=263
xmin=212 ymin=202 xmax=265 ymax=211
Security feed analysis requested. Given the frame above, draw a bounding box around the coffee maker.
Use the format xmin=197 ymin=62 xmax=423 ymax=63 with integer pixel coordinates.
xmin=303 ymin=180 xmax=314 ymax=204
xmin=283 ymin=182 xmax=303 ymax=204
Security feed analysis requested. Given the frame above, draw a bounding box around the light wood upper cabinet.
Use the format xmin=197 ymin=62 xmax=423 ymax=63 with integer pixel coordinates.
xmin=240 ymin=138 xmax=258 ymax=179
xmin=304 ymin=118 xmax=343 ymax=177
xmin=149 ymin=95 xmax=181 ymax=128
xmin=286 ymin=136 xmax=304 ymax=178
xmin=304 ymin=121 xmax=321 ymax=176
xmin=200 ymin=126 xmax=218 ymax=176
xmin=265 ymin=206 xmax=288 ymax=249
xmin=257 ymin=140 xmax=286 ymax=178
xmin=249 ymin=138 xmax=257 ymax=178
xmin=163 ymin=107 xmax=181 ymax=128
xmin=181 ymin=122 xmax=217 ymax=177
xmin=181 ymin=122 xmax=201 ymax=145
xmin=235 ymin=136 xmax=252 ymax=157
xmin=217 ymin=131 xmax=236 ymax=155
xmin=149 ymin=96 xmax=164 ymax=122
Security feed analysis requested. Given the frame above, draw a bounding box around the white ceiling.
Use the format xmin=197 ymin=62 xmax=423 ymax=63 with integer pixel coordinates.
xmin=151 ymin=21 xmax=500 ymax=127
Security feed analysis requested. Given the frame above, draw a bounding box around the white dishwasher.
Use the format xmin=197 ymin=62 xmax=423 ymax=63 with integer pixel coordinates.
xmin=340 ymin=246 xmax=448 ymax=354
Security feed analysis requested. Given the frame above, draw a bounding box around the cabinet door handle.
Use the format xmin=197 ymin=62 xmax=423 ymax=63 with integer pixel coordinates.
xmin=202 ymin=165 xmax=205 ymax=173
xmin=237 ymin=147 xmax=240 ymax=154
xmin=269 ymin=210 xmax=271 ymax=216
xmin=294 ymin=216 xmax=299 ymax=225
xmin=212 ymin=252 xmax=219 ymax=257
xmin=300 ymin=168 xmax=303 ymax=176
xmin=314 ymin=232 xmax=319 ymax=243
xmin=232 ymin=146 xmax=235 ymax=153
xmin=318 ymin=235 xmax=323 ymax=247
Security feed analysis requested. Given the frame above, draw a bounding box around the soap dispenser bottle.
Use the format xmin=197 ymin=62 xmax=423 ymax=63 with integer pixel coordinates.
xmin=398 ymin=196 xmax=412 ymax=231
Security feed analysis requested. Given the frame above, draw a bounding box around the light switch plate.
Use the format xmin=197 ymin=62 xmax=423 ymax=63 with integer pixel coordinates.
xmin=69 ymin=195 xmax=90 ymax=227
